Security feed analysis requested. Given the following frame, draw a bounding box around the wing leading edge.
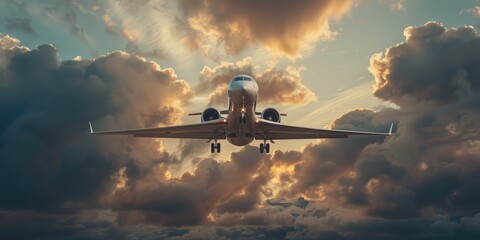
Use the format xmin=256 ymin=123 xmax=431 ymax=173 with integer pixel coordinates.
xmin=89 ymin=119 xmax=392 ymax=141
xmin=254 ymin=119 xmax=393 ymax=140
xmin=89 ymin=119 xmax=227 ymax=140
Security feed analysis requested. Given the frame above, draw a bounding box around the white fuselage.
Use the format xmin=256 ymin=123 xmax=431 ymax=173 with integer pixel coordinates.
xmin=226 ymin=75 xmax=259 ymax=146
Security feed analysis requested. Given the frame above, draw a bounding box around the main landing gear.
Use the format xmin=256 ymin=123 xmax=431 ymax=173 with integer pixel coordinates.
xmin=259 ymin=141 xmax=270 ymax=153
xmin=211 ymin=142 xmax=221 ymax=153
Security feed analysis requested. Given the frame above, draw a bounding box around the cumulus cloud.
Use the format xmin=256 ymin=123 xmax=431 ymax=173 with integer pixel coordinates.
xmin=176 ymin=0 xmax=352 ymax=57
xmin=103 ymin=145 xmax=272 ymax=226
xmin=0 ymin=37 xmax=275 ymax=231
xmin=370 ymin=21 xmax=480 ymax=107
xmin=0 ymin=35 xmax=192 ymax=213
xmin=278 ymin=22 xmax=480 ymax=223
xmin=244 ymin=22 xmax=480 ymax=239
xmin=3 ymin=21 xmax=480 ymax=239
xmin=197 ymin=58 xmax=317 ymax=106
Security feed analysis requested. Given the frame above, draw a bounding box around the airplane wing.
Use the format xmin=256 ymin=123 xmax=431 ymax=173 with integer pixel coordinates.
xmin=254 ymin=119 xmax=392 ymax=140
xmin=89 ymin=119 xmax=227 ymax=140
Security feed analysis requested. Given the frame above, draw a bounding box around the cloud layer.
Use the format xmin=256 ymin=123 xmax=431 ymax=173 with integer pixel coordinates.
xmin=177 ymin=0 xmax=352 ymax=56
xmin=0 ymin=35 xmax=192 ymax=215
xmin=2 ymin=21 xmax=480 ymax=239
xmin=197 ymin=58 xmax=317 ymax=106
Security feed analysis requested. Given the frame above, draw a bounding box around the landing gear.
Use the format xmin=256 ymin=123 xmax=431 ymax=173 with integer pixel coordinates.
xmin=211 ymin=142 xmax=221 ymax=153
xmin=239 ymin=116 xmax=246 ymax=124
xmin=259 ymin=143 xmax=270 ymax=153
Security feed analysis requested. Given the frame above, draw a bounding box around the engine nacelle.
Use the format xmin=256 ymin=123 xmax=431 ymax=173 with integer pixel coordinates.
xmin=201 ymin=108 xmax=221 ymax=122
xmin=262 ymin=108 xmax=281 ymax=123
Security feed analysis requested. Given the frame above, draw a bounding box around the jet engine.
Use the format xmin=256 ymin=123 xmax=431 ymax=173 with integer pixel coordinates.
xmin=262 ymin=108 xmax=281 ymax=123
xmin=201 ymin=108 xmax=221 ymax=122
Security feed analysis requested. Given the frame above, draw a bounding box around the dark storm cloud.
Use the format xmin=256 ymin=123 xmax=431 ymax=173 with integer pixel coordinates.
xmin=177 ymin=0 xmax=352 ymax=56
xmin=272 ymin=150 xmax=303 ymax=166
xmin=105 ymin=145 xmax=273 ymax=226
xmin=289 ymin=109 xmax=393 ymax=198
xmin=0 ymin=35 xmax=192 ymax=213
xmin=277 ymin=22 xmax=480 ymax=228
xmin=254 ymin=21 xmax=480 ymax=239
xmin=0 ymin=34 xmax=279 ymax=238
xmin=197 ymin=58 xmax=317 ymax=106
xmin=176 ymin=139 xmax=208 ymax=160
xmin=2 ymin=21 xmax=480 ymax=239
xmin=370 ymin=21 xmax=480 ymax=107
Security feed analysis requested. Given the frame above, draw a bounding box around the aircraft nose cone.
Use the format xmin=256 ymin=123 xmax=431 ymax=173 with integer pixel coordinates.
xmin=227 ymin=79 xmax=258 ymax=102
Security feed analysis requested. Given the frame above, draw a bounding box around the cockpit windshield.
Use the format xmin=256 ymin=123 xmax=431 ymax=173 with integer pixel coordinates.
xmin=233 ymin=76 xmax=252 ymax=81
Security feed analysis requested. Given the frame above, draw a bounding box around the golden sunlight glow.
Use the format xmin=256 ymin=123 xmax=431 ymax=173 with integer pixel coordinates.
xmin=151 ymin=164 xmax=173 ymax=182
xmin=122 ymin=28 xmax=137 ymax=42
xmin=156 ymin=140 xmax=164 ymax=152
xmin=207 ymin=212 xmax=216 ymax=222
xmin=366 ymin=178 xmax=381 ymax=195
xmin=266 ymin=164 xmax=296 ymax=196
xmin=112 ymin=167 xmax=128 ymax=194
xmin=419 ymin=162 xmax=428 ymax=170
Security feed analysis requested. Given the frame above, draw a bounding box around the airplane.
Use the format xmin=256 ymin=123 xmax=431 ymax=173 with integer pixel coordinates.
xmin=89 ymin=74 xmax=393 ymax=153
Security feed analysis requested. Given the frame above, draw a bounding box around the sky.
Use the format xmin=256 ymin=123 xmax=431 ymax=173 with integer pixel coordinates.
xmin=0 ymin=0 xmax=480 ymax=239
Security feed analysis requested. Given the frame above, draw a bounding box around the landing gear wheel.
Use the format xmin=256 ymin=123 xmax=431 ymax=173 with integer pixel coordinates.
xmin=259 ymin=143 xmax=270 ymax=153
xmin=211 ymin=142 xmax=221 ymax=153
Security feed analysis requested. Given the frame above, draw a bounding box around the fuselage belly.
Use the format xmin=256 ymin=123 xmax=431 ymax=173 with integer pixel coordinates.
xmin=226 ymin=75 xmax=258 ymax=146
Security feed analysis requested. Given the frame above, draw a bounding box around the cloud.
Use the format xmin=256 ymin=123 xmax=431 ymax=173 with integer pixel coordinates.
xmin=474 ymin=6 xmax=480 ymax=18
xmin=0 ymin=35 xmax=192 ymax=212
xmin=288 ymin=109 xmax=393 ymax=198
xmin=102 ymin=0 xmax=188 ymax=61
xmin=3 ymin=17 xmax=35 ymax=34
xmin=3 ymin=21 xmax=480 ymax=239
xmin=98 ymin=10 xmax=166 ymax=59
xmin=390 ymin=0 xmax=406 ymax=11
xmin=281 ymin=22 xmax=480 ymax=222
xmin=197 ymin=58 xmax=317 ymax=106
xmin=463 ymin=5 xmax=480 ymax=18
xmin=102 ymin=14 xmax=116 ymax=33
xmin=370 ymin=21 xmax=480 ymax=107
xmin=104 ymin=145 xmax=273 ymax=226
xmin=43 ymin=3 xmax=92 ymax=47
xmin=176 ymin=0 xmax=352 ymax=57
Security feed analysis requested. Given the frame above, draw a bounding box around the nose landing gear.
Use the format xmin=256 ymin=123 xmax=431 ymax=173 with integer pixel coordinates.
xmin=239 ymin=116 xmax=247 ymax=124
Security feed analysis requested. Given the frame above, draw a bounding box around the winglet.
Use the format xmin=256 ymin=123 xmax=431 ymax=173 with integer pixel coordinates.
xmin=388 ymin=123 xmax=394 ymax=135
xmin=89 ymin=121 xmax=94 ymax=134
